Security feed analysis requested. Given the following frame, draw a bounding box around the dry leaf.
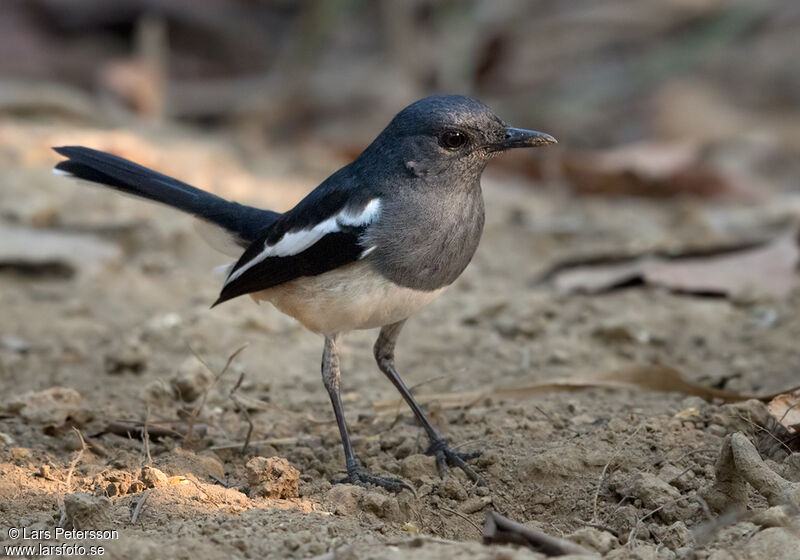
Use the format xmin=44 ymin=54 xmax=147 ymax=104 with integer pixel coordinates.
xmin=549 ymin=228 xmax=799 ymax=300
xmin=561 ymin=141 xmax=732 ymax=197
xmin=767 ymin=390 xmax=800 ymax=433
xmin=372 ymin=365 xmax=800 ymax=412
xmin=0 ymin=225 xmax=121 ymax=278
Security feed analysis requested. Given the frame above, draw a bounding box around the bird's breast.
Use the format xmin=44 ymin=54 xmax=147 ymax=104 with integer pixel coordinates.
xmin=366 ymin=186 xmax=485 ymax=291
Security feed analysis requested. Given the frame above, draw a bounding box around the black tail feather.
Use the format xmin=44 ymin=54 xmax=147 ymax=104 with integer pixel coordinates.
xmin=53 ymin=146 xmax=279 ymax=245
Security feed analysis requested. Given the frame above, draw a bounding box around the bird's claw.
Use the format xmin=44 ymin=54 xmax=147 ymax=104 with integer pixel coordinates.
xmin=426 ymin=438 xmax=486 ymax=486
xmin=334 ymin=467 xmax=411 ymax=493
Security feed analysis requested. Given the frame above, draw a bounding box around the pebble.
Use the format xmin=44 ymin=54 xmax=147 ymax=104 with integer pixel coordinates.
xmin=569 ymin=527 xmax=619 ymax=554
xmin=401 ymin=454 xmax=437 ymax=479
xmin=103 ymin=336 xmax=148 ymax=374
xmin=245 ymin=456 xmax=300 ymax=499
xmin=170 ymin=356 xmax=215 ymax=402
xmin=63 ymin=492 xmax=112 ymax=530
xmin=751 ymin=505 xmax=792 ymax=528
xmin=139 ymin=466 xmax=169 ymax=488
xmin=461 ymin=496 xmax=492 ymax=514
xmin=652 ymin=521 xmax=694 ymax=550
xmin=4 ymin=387 xmax=82 ymax=427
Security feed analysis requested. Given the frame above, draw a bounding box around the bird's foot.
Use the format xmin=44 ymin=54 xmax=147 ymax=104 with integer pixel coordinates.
xmin=426 ymin=438 xmax=486 ymax=486
xmin=334 ymin=466 xmax=410 ymax=492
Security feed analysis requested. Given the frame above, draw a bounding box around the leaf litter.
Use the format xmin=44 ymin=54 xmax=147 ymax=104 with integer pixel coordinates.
xmin=543 ymin=226 xmax=800 ymax=300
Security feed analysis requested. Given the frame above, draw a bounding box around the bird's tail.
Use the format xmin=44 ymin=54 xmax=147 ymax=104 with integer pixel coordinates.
xmin=52 ymin=146 xmax=279 ymax=249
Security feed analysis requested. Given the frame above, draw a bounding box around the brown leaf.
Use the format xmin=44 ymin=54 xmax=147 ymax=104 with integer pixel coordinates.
xmin=550 ymin=227 xmax=799 ymax=300
xmin=767 ymin=390 xmax=800 ymax=433
xmin=562 ymin=141 xmax=732 ymax=198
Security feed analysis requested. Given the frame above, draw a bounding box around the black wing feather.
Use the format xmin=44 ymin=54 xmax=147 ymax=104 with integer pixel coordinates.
xmin=212 ymin=226 xmax=367 ymax=306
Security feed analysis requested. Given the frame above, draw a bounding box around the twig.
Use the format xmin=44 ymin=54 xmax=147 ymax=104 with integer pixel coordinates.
xmin=103 ymin=420 xmax=206 ymax=440
xmin=736 ymin=412 xmax=794 ymax=455
xmin=626 ymin=493 xmax=694 ymax=547
xmin=483 ymin=510 xmax=591 ymax=556
xmin=208 ymin=437 xmax=303 ymax=451
xmin=58 ymin=428 xmax=87 ymax=527
xmin=439 ymin=505 xmax=482 ymax=535
xmin=228 ymin=371 xmax=254 ymax=454
xmin=184 ymin=344 xmax=248 ymax=446
xmin=143 ymin=404 xmax=152 ymax=466
xmin=592 ymin=422 xmax=644 ymax=523
xmin=777 ymin=399 xmax=800 ymax=429
xmin=130 ymin=489 xmax=151 ymax=524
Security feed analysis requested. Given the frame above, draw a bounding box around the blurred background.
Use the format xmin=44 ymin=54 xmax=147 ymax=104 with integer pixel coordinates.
xmin=1 ymin=0 xmax=799 ymax=196
xmin=3 ymin=3 xmax=800 ymax=555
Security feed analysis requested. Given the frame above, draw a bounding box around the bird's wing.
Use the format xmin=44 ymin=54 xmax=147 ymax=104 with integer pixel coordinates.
xmin=213 ymin=195 xmax=381 ymax=306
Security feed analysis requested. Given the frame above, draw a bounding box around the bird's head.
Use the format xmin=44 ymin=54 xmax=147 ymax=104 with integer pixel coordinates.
xmin=362 ymin=95 xmax=556 ymax=181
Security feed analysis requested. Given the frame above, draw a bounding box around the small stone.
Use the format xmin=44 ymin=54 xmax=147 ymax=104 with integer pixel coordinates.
xmin=571 ymin=413 xmax=597 ymax=426
xmin=392 ymin=437 xmax=416 ymax=459
xmin=140 ymin=380 xmax=177 ymax=405
xmin=652 ymin=521 xmax=694 ymax=550
xmin=476 ymin=451 xmax=498 ymax=468
xmin=139 ymin=466 xmax=169 ymax=488
xmin=245 ymin=456 xmax=300 ymax=499
xmin=141 ymin=313 xmax=183 ymax=344
xmin=547 ymin=348 xmax=570 ymax=364
xmin=361 ymin=490 xmax=402 ymax=521
xmin=9 ymin=447 xmax=32 ymax=460
xmin=104 ymin=336 xmax=148 ymax=374
xmin=170 ymin=356 xmax=214 ymax=402
xmin=612 ymin=471 xmax=686 ymax=522
xmin=324 ymin=484 xmax=365 ymax=516
xmin=401 ymin=454 xmax=437 ymax=479
xmin=569 ymin=527 xmax=619 ymax=554
xmin=1 ymin=335 xmax=29 ymax=353
xmin=742 ymin=527 xmax=800 ymax=557
xmin=63 ymin=492 xmax=111 ymax=530
xmin=461 ymin=496 xmax=492 ymax=514
xmin=751 ymin=505 xmax=792 ymax=528
xmin=4 ymin=387 xmax=82 ymax=427
xmin=437 ymin=478 xmax=467 ymax=501
xmin=592 ymin=321 xmax=648 ymax=344
xmin=98 ymin=470 xmax=138 ymax=497
xmin=607 ymin=543 xmax=673 ymax=560
xmin=708 ymin=424 xmax=727 ymax=438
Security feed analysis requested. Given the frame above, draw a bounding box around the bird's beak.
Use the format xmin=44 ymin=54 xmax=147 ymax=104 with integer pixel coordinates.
xmin=499 ymin=127 xmax=557 ymax=150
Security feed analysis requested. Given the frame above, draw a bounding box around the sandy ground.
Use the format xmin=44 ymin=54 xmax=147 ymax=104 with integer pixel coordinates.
xmin=1 ymin=121 xmax=800 ymax=559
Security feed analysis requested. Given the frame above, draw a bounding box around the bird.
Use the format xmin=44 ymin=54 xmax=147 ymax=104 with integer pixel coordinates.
xmin=52 ymin=95 xmax=556 ymax=490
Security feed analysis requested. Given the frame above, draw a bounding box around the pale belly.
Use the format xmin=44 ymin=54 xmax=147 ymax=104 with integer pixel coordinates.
xmin=250 ymin=261 xmax=444 ymax=335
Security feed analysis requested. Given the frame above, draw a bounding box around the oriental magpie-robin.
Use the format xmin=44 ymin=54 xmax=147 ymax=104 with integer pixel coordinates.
xmin=53 ymin=95 xmax=555 ymax=489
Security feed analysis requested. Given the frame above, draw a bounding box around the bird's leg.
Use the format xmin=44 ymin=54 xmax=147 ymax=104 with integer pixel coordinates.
xmin=374 ymin=321 xmax=485 ymax=485
xmin=321 ymin=333 xmax=408 ymax=491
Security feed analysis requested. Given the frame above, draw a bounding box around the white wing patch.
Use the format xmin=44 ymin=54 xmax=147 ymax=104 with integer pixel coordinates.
xmin=224 ymin=198 xmax=382 ymax=286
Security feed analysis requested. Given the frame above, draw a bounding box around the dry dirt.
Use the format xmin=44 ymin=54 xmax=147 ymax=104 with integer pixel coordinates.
xmin=2 ymin=121 xmax=800 ymax=559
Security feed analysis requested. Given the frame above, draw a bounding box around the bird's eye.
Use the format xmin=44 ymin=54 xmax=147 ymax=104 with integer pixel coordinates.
xmin=439 ymin=130 xmax=468 ymax=150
